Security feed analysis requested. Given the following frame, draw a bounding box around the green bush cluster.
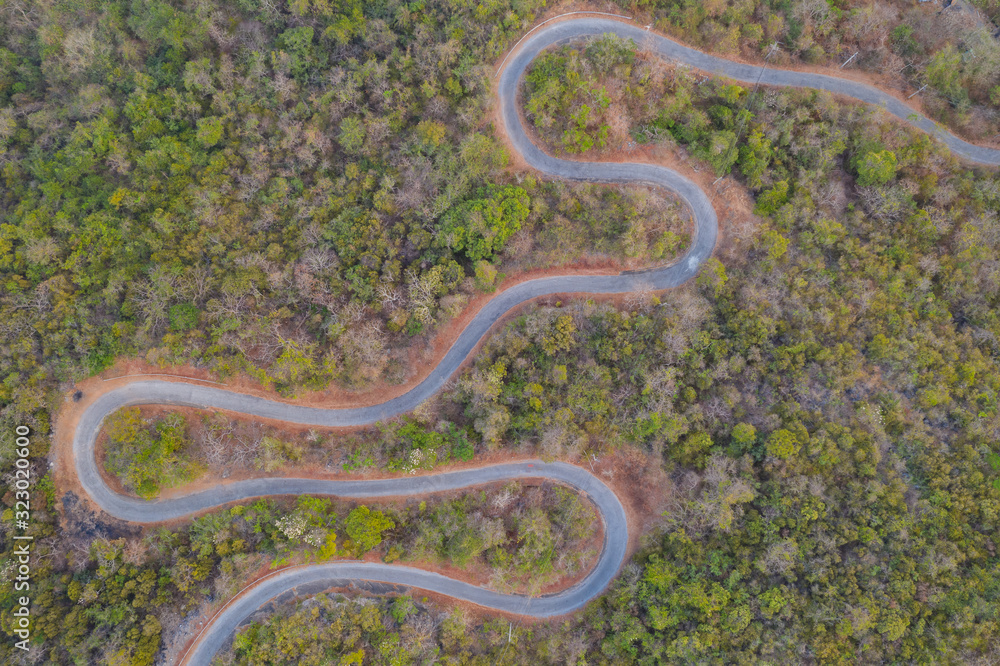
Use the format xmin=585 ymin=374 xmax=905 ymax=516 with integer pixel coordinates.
xmin=104 ymin=408 xmax=201 ymax=498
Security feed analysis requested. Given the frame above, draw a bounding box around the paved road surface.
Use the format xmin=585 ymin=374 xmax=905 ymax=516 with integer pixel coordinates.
xmin=507 ymin=19 xmax=1000 ymax=166
xmin=67 ymin=15 xmax=1000 ymax=665
xmin=177 ymin=461 xmax=627 ymax=663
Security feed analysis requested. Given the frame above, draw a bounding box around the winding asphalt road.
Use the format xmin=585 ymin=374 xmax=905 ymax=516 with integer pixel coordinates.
xmin=512 ymin=18 xmax=1000 ymax=166
xmin=66 ymin=15 xmax=1000 ymax=665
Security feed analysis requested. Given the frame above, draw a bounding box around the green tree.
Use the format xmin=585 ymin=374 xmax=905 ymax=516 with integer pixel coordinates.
xmin=439 ymin=186 xmax=530 ymax=261
xmin=754 ymin=180 xmax=789 ymax=216
xmin=338 ymin=116 xmax=365 ymax=154
xmin=696 ymin=130 xmax=738 ymax=175
xmin=738 ymin=130 xmax=773 ymax=188
xmin=677 ymin=431 xmax=713 ymax=467
xmin=925 ymin=45 xmax=967 ymax=106
xmin=345 ymin=506 xmax=395 ymax=553
xmin=562 ymin=104 xmax=609 ymax=153
xmin=731 ymin=422 xmax=757 ymax=454
xmin=276 ymin=26 xmax=315 ymax=79
xmin=541 ymin=315 xmax=576 ymax=355
xmin=856 ymin=150 xmax=898 ymax=187
xmin=168 ymin=303 xmax=199 ymax=331
xmin=195 ymin=116 xmax=224 ymax=148
xmin=766 ymin=429 xmax=800 ymax=460
xmin=105 ymin=409 xmax=199 ymax=497
xmin=586 ymin=34 xmax=635 ymax=71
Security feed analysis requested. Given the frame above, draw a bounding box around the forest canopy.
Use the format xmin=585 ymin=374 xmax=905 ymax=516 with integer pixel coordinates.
xmin=2 ymin=0 xmax=1000 ymax=665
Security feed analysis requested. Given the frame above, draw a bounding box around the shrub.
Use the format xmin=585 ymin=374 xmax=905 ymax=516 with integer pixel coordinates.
xmin=345 ymin=506 xmax=395 ymax=553
xmin=856 ymin=150 xmax=898 ymax=187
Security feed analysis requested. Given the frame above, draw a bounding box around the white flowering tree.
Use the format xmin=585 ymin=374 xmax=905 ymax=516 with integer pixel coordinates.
xmin=272 ymin=496 xmax=338 ymax=566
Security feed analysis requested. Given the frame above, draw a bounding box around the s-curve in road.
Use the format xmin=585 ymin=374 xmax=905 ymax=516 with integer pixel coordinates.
xmin=176 ymin=461 xmax=627 ymax=664
xmin=67 ymin=14 xmax=1000 ymax=666
xmin=75 ymin=388 xmax=632 ymax=664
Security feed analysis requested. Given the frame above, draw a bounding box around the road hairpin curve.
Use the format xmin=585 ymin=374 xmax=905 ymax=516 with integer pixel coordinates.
xmin=65 ymin=15 xmax=1000 ymax=666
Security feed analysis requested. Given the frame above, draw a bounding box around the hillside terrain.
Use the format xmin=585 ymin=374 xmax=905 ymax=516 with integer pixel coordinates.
xmin=1 ymin=1 xmax=1000 ymax=665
